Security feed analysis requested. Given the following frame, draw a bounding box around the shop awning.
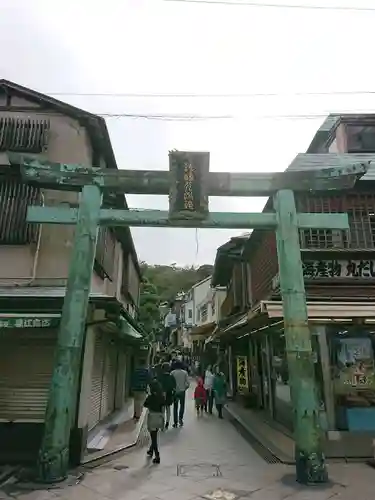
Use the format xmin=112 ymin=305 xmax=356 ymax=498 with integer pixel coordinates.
xmin=119 ymin=316 xmax=143 ymax=340
xmin=261 ymin=300 xmax=375 ymax=319
xmin=190 ymin=321 xmax=216 ymax=341
xmin=205 ymin=313 xmax=249 ymax=344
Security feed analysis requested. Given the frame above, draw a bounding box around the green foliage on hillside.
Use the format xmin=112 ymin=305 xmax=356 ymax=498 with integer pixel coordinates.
xmin=138 ymin=277 xmax=160 ymax=339
xmin=140 ymin=262 xmax=213 ymax=303
xmin=137 ymin=262 xmax=213 ymax=337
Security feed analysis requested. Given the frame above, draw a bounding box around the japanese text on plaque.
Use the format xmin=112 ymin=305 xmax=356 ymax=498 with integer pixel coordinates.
xmin=183 ymin=163 xmax=195 ymax=211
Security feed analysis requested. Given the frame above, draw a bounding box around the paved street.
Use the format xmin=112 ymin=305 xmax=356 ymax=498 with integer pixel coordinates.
xmin=2 ymin=389 xmax=375 ymax=500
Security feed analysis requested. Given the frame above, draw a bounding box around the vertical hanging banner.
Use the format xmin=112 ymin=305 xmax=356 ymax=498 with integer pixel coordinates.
xmin=236 ymin=355 xmax=249 ymax=393
xmin=168 ymin=150 xmax=210 ymax=220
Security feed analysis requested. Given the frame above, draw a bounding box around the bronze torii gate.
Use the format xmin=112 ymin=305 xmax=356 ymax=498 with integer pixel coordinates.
xmin=9 ymin=152 xmax=368 ymax=485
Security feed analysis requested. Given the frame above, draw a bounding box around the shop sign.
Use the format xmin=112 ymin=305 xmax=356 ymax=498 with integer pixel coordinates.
xmin=236 ymin=356 xmax=249 ymax=393
xmin=272 ymin=259 xmax=375 ymax=289
xmin=0 ymin=316 xmax=60 ymax=329
xmin=303 ymin=259 xmax=375 ymax=279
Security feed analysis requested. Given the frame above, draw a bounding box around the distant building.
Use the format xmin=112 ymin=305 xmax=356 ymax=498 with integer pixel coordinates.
xmin=180 ymin=276 xmax=226 ymax=353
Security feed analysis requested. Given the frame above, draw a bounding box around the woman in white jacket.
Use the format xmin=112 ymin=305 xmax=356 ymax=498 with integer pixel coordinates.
xmin=204 ymin=365 xmax=215 ymax=414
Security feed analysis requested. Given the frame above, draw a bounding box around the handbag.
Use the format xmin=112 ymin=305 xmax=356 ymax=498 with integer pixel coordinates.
xmin=147 ymin=411 xmax=164 ymax=431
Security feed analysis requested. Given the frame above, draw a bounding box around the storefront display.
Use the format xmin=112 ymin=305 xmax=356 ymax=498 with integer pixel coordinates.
xmin=329 ymin=327 xmax=375 ymax=431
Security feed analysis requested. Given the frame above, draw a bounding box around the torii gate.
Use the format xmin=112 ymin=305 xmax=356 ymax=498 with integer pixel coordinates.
xmin=8 ymin=151 xmax=368 ymax=485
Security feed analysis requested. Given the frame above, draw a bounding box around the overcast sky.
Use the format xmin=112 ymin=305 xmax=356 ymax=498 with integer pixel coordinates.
xmin=2 ymin=0 xmax=375 ymax=266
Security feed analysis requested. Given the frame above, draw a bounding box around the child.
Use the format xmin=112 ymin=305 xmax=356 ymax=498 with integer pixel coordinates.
xmin=194 ymin=377 xmax=207 ymax=416
xmin=144 ymin=380 xmax=165 ymax=464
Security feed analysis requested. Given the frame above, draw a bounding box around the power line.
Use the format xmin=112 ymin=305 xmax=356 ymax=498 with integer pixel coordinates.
xmin=97 ymin=111 xmax=369 ymax=121
xmin=48 ymin=90 xmax=375 ymax=98
xmin=162 ymin=0 xmax=375 ymax=11
xmin=99 ymin=112 xmax=234 ymax=120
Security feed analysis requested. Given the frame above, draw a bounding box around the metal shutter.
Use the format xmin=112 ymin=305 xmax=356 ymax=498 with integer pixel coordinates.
xmin=109 ymin=344 xmax=118 ymax=412
xmin=0 ymin=329 xmax=56 ymax=422
xmin=115 ymin=351 xmax=126 ymax=408
xmin=100 ymin=340 xmax=117 ymax=420
xmin=88 ymin=332 xmax=105 ymax=430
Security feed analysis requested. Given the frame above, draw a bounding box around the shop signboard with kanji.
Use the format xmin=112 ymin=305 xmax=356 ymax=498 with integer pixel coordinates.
xmin=236 ymin=356 xmax=249 ymax=393
xmin=0 ymin=316 xmax=60 ymax=329
xmin=303 ymin=259 xmax=375 ymax=279
xmin=272 ymin=259 xmax=375 ymax=289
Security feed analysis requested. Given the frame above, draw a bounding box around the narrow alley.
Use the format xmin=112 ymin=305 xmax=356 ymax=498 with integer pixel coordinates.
xmin=3 ymin=389 xmax=375 ymax=500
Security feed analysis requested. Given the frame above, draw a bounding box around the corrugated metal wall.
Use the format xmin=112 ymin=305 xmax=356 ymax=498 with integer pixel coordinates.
xmin=0 ymin=329 xmax=56 ymax=421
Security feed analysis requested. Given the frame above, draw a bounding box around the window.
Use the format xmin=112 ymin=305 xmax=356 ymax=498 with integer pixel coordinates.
xmin=0 ymin=178 xmax=41 ymax=245
xmin=0 ymin=117 xmax=49 ymax=153
xmin=347 ymin=125 xmax=375 ymax=153
xmin=94 ymin=227 xmax=116 ymax=280
xmin=300 ymin=229 xmax=344 ymax=249
xmin=188 ymin=310 xmax=192 ymax=319
xmin=347 ymin=210 xmax=375 ymax=249
xmin=200 ymin=304 xmax=208 ymax=323
xmin=296 ymin=193 xmax=375 ymax=251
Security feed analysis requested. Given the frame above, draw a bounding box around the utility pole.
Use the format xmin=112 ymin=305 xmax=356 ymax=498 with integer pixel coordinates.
xmin=274 ymin=189 xmax=327 ymax=484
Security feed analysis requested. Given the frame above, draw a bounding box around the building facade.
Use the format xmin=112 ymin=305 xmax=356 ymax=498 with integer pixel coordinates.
xmin=183 ymin=276 xmax=226 ymax=357
xmin=211 ymin=114 xmax=375 ymax=458
xmin=0 ymin=80 xmax=144 ymax=465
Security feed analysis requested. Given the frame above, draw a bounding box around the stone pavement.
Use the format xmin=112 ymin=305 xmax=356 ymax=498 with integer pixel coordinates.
xmin=2 ymin=389 xmax=375 ymax=500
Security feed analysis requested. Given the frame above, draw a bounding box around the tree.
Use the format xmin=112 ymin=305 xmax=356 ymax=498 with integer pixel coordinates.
xmin=138 ymin=277 xmax=161 ymax=340
xmin=140 ymin=262 xmax=214 ymax=303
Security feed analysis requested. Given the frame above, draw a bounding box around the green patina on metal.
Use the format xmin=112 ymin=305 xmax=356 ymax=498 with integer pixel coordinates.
xmin=274 ymin=190 xmax=328 ymax=484
xmin=26 ymin=206 xmax=349 ymax=230
xmin=11 ymin=151 xmax=369 ymax=485
xmin=36 ymin=185 xmax=102 ymax=483
xmin=8 ymin=152 xmax=369 ymax=196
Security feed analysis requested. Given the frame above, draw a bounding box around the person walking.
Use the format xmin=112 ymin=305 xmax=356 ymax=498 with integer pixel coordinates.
xmin=158 ymin=362 xmax=176 ymax=429
xmin=213 ymin=369 xmax=227 ymax=419
xmin=194 ymin=377 xmax=207 ymax=417
xmin=171 ymin=360 xmax=190 ymax=427
xmin=144 ymin=380 xmax=165 ymax=464
xmin=204 ymin=364 xmax=215 ymax=414
xmin=131 ymin=358 xmax=151 ymax=420
xmin=152 ymin=357 xmax=163 ymax=380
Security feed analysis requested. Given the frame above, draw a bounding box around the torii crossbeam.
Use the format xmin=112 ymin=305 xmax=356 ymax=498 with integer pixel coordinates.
xmin=7 ymin=151 xmax=369 ymax=486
